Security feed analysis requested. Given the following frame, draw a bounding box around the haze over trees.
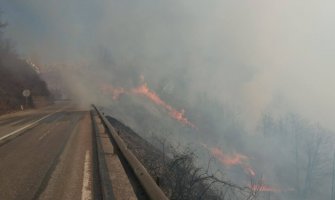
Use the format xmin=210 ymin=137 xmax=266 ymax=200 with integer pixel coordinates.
xmin=1 ymin=1 xmax=334 ymax=199
xmin=0 ymin=14 xmax=49 ymax=113
xmin=259 ymin=113 xmax=335 ymax=200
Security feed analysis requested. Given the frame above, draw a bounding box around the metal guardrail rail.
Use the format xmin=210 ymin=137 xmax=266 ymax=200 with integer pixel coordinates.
xmin=91 ymin=110 xmax=115 ymax=200
xmin=93 ymin=105 xmax=169 ymax=200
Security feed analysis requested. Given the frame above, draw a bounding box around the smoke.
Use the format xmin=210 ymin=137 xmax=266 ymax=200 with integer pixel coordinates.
xmin=2 ymin=0 xmax=335 ymax=198
xmin=3 ymin=0 xmax=335 ymax=129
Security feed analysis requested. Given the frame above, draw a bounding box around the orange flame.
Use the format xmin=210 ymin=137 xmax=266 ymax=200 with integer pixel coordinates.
xmin=210 ymin=147 xmax=248 ymax=166
xmin=250 ymin=184 xmax=282 ymax=193
xmin=100 ymin=84 xmax=126 ymax=100
xmin=202 ymin=145 xmax=256 ymax=177
xmin=203 ymin=144 xmax=291 ymax=193
xmin=99 ymin=80 xmax=196 ymax=128
xmin=133 ymin=83 xmax=196 ymax=128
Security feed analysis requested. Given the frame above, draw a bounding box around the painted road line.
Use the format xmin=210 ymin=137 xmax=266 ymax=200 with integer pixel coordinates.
xmin=38 ymin=130 xmax=51 ymax=141
xmin=38 ymin=122 xmax=60 ymax=141
xmin=0 ymin=107 xmax=66 ymax=142
xmin=8 ymin=118 xmax=26 ymax=126
xmin=81 ymin=150 xmax=92 ymax=200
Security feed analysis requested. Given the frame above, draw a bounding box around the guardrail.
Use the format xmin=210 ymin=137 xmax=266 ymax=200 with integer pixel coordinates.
xmin=90 ymin=110 xmax=115 ymax=200
xmin=92 ymin=105 xmax=169 ymax=200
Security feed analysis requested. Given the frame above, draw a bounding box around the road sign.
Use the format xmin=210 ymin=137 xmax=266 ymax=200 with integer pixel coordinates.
xmin=22 ymin=89 xmax=31 ymax=97
xmin=22 ymin=89 xmax=31 ymax=108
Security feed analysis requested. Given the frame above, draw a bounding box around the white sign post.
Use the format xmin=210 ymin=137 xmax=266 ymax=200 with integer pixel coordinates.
xmin=22 ymin=89 xmax=31 ymax=108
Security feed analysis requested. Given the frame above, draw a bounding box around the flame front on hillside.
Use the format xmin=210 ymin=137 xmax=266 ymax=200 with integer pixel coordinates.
xmin=199 ymin=144 xmax=257 ymax=178
xmin=100 ymin=84 xmax=126 ymax=100
xmin=100 ymin=80 xmax=196 ymax=128
xmin=133 ymin=83 xmax=196 ymax=128
xmin=203 ymin=144 xmax=291 ymax=193
xmin=210 ymin=147 xmax=248 ymax=166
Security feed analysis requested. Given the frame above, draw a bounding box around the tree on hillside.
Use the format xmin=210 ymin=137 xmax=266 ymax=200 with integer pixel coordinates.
xmin=260 ymin=113 xmax=334 ymax=200
xmin=145 ymin=136 xmax=260 ymax=200
xmin=0 ymin=12 xmax=50 ymax=113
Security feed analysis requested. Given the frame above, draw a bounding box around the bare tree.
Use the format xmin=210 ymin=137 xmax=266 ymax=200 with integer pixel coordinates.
xmin=144 ymin=136 xmax=260 ymax=200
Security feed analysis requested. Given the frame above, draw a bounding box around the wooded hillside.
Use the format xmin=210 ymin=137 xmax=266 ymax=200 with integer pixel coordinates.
xmin=0 ymin=17 xmax=50 ymax=113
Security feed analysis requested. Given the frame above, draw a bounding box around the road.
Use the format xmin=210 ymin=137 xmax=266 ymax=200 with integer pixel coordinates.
xmin=0 ymin=102 xmax=93 ymax=200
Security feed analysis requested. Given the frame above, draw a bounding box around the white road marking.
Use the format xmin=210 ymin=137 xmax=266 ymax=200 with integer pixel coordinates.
xmin=38 ymin=130 xmax=51 ymax=141
xmin=8 ymin=118 xmax=26 ymax=126
xmin=81 ymin=150 xmax=92 ymax=200
xmin=38 ymin=116 xmax=62 ymax=141
xmin=0 ymin=107 xmax=66 ymax=142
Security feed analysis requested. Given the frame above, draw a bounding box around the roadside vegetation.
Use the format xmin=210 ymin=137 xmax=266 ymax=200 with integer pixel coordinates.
xmin=107 ymin=116 xmax=260 ymax=200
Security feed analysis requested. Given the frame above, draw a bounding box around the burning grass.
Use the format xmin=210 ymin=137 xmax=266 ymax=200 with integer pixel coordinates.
xmin=106 ymin=115 xmax=260 ymax=200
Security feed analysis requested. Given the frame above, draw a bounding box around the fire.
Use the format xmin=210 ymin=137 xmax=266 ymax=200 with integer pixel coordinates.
xmin=26 ymin=58 xmax=41 ymax=74
xmin=100 ymin=84 xmax=126 ymax=100
xmin=99 ymin=80 xmax=196 ymax=128
xmin=204 ymin=146 xmax=256 ymax=177
xmin=250 ymin=184 xmax=281 ymax=193
xmin=203 ymin=144 xmax=291 ymax=193
xmin=133 ymin=83 xmax=164 ymax=106
xmin=210 ymin=147 xmax=247 ymax=166
xmin=244 ymin=166 xmax=256 ymax=177
xmin=133 ymin=83 xmax=196 ymax=128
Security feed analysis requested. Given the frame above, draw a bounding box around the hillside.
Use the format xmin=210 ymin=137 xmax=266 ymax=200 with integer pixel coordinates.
xmin=0 ymin=21 xmax=50 ymax=114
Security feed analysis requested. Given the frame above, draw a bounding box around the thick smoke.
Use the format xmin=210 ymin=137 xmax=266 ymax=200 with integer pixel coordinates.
xmin=3 ymin=0 xmax=335 ymax=129
xmin=2 ymin=0 xmax=335 ymax=199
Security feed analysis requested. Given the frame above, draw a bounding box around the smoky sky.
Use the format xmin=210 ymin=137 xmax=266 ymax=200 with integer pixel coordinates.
xmin=2 ymin=0 xmax=335 ymax=130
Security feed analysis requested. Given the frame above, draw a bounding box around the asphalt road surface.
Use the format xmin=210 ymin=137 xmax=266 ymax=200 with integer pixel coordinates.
xmin=0 ymin=102 xmax=93 ymax=200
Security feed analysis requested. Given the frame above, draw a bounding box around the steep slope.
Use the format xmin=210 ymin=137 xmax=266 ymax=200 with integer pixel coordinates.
xmin=0 ymin=52 xmax=50 ymax=113
xmin=0 ymin=15 xmax=50 ymax=114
